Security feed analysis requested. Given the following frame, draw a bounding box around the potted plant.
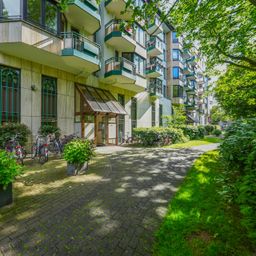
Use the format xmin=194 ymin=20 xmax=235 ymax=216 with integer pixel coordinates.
xmin=0 ymin=150 xmax=23 ymax=208
xmin=63 ymin=139 xmax=95 ymax=176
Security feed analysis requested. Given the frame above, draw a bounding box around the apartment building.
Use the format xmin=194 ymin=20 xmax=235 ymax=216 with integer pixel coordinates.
xmin=168 ymin=31 xmax=209 ymax=125
xmin=0 ymin=0 xmax=173 ymax=145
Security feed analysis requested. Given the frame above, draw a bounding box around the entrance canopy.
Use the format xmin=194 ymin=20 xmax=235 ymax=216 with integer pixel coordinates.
xmin=76 ymin=85 xmax=127 ymax=115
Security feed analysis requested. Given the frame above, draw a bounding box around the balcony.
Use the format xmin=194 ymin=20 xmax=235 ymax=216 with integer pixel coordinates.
xmin=104 ymin=57 xmax=136 ymax=85
xmin=172 ymin=97 xmax=184 ymax=105
xmin=105 ymin=20 xmax=136 ymax=52
xmin=186 ymin=56 xmax=196 ymax=66
xmin=182 ymin=49 xmax=191 ymax=60
xmin=185 ymin=101 xmax=196 ymax=110
xmin=146 ymin=37 xmax=163 ymax=57
xmin=183 ymin=65 xmax=193 ymax=75
xmin=186 ymin=71 xmax=197 ymax=80
xmin=105 ymin=0 xmax=133 ymax=20
xmin=66 ymin=0 xmax=101 ymax=34
xmin=149 ymin=78 xmax=163 ymax=97
xmin=147 ymin=17 xmax=163 ymax=35
xmin=61 ymin=32 xmax=101 ymax=73
xmin=146 ymin=57 xmax=163 ymax=78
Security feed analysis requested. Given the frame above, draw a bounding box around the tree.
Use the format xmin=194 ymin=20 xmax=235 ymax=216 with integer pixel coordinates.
xmin=210 ymin=106 xmax=230 ymax=124
xmin=164 ymin=104 xmax=187 ymax=126
xmin=125 ymin=0 xmax=256 ymax=72
xmin=214 ymin=66 xmax=256 ymax=118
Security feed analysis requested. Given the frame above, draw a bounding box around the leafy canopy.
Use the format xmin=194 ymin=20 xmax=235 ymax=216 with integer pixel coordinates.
xmin=214 ymin=67 xmax=256 ymax=118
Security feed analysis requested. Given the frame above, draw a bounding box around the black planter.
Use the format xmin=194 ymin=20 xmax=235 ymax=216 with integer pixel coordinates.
xmin=0 ymin=183 xmax=13 ymax=208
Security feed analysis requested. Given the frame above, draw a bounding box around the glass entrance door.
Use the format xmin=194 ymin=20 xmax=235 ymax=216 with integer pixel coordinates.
xmin=97 ymin=115 xmax=107 ymax=145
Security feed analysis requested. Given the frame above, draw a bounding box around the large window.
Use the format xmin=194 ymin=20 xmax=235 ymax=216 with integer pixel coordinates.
xmin=151 ymin=103 xmax=155 ymax=127
xmin=173 ymin=67 xmax=182 ymax=79
xmin=159 ymin=104 xmax=163 ymax=126
xmin=131 ymin=97 xmax=137 ymax=134
xmin=26 ymin=0 xmax=60 ymax=34
xmin=172 ymin=49 xmax=181 ymax=61
xmin=41 ymin=75 xmax=57 ymax=126
xmin=172 ymin=32 xmax=178 ymax=43
xmin=173 ymin=85 xmax=183 ymax=98
xmin=135 ymin=25 xmax=145 ymax=47
xmin=0 ymin=65 xmax=21 ymax=124
xmin=134 ymin=54 xmax=145 ymax=76
xmin=0 ymin=0 xmax=21 ymax=17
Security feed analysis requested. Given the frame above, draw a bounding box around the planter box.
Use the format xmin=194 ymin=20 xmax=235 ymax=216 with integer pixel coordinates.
xmin=67 ymin=162 xmax=88 ymax=176
xmin=0 ymin=183 xmax=13 ymax=208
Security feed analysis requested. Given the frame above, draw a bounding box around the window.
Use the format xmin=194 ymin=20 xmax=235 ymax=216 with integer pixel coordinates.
xmin=45 ymin=0 xmax=58 ymax=32
xmin=135 ymin=25 xmax=145 ymax=47
xmin=26 ymin=0 xmax=60 ymax=34
xmin=134 ymin=54 xmax=145 ymax=76
xmin=172 ymin=32 xmax=178 ymax=43
xmin=159 ymin=104 xmax=163 ymax=126
xmin=0 ymin=65 xmax=21 ymax=124
xmin=172 ymin=49 xmax=180 ymax=61
xmin=0 ymin=0 xmax=20 ymax=17
xmin=163 ymin=84 xmax=167 ymax=98
xmin=173 ymin=67 xmax=181 ymax=79
xmin=118 ymin=94 xmax=125 ymax=107
xmin=118 ymin=94 xmax=125 ymax=143
xmin=131 ymin=97 xmax=137 ymax=134
xmin=151 ymin=103 xmax=155 ymax=127
xmin=173 ymin=85 xmax=183 ymax=97
xmin=163 ymin=49 xmax=166 ymax=61
xmin=41 ymin=75 xmax=57 ymax=126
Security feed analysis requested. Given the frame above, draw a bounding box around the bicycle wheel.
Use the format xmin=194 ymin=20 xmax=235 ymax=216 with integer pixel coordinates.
xmin=31 ymin=144 xmax=37 ymax=159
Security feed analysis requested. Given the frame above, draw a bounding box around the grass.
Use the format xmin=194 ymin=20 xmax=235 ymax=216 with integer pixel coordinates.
xmin=165 ymin=137 xmax=223 ymax=149
xmin=154 ymin=151 xmax=255 ymax=256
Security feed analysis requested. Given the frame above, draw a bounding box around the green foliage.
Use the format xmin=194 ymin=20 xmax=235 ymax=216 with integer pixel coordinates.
xmin=39 ymin=125 xmax=61 ymax=137
xmin=0 ymin=123 xmax=31 ymax=147
xmin=164 ymin=105 xmax=187 ymax=126
xmin=133 ymin=127 xmax=186 ymax=147
xmin=174 ymin=125 xmax=205 ymax=140
xmin=215 ymin=67 xmax=256 ymax=119
xmin=219 ymin=118 xmax=256 ymax=245
xmin=154 ymin=151 xmax=254 ymax=255
xmin=204 ymin=125 xmax=216 ymax=135
xmin=63 ymin=139 xmax=95 ymax=165
xmin=0 ymin=150 xmax=23 ymax=188
xmin=210 ymin=106 xmax=230 ymax=124
xmin=212 ymin=129 xmax=222 ymax=137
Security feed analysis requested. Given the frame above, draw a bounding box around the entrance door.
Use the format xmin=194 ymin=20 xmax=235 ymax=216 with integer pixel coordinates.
xmin=97 ymin=115 xmax=107 ymax=145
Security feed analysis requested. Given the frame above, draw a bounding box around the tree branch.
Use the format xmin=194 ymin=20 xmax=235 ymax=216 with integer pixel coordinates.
xmin=223 ymin=60 xmax=256 ymax=71
xmin=248 ymin=0 xmax=256 ymax=7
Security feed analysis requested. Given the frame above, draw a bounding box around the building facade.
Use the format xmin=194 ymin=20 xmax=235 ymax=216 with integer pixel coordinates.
xmin=0 ymin=0 xmax=208 ymax=146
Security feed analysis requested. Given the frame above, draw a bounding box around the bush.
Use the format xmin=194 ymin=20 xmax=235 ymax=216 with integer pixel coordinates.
xmin=133 ymin=127 xmax=186 ymax=146
xmin=63 ymin=139 xmax=95 ymax=165
xmin=0 ymin=150 xmax=23 ymax=188
xmin=39 ymin=125 xmax=61 ymax=137
xmin=0 ymin=123 xmax=31 ymax=147
xmin=175 ymin=125 xmax=205 ymax=140
xmin=219 ymin=118 xmax=256 ymax=245
xmin=204 ymin=125 xmax=216 ymax=135
xmin=212 ymin=129 xmax=222 ymax=136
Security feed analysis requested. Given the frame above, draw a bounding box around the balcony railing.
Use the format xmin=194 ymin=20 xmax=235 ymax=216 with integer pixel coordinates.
xmin=105 ymin=57 xmax=136 ymax=76
xmin=105 ymin=20 xmax=135 ymax=40
xmin=75 ymin=0 xmax=99 ymax=11
xmin=146 ymin=37 xmax=163 ymax=51
xmin=61 ymin=32 xmax=100 ymax=60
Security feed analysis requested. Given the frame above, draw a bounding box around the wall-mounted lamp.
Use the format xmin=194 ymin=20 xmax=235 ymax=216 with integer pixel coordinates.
xmin=31 ymin=85 xmax=36 ymax=91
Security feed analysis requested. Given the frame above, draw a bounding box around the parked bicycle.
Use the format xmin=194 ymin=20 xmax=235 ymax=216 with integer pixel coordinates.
xmin=31 ymin=135 xmax=49 ymax=164
xmin=4 ymin=134 xmax=26 ymax=165
xmin=48 ymin=133 xmax=62 ymax=155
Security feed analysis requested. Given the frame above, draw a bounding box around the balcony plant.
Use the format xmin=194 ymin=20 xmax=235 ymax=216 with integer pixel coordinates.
xmin=63 ymin=139 xmax=95 ymax=176
xmin=0 ymin=150 xmax=23 ymax=208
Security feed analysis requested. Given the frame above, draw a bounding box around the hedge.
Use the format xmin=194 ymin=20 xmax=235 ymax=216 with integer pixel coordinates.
xmin=133 ymin=127 xmax=186 ymax=146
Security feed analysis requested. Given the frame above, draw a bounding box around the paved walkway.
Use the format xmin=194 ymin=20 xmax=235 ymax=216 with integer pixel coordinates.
xmin=0 ymin=144 xmax=218 ymax=256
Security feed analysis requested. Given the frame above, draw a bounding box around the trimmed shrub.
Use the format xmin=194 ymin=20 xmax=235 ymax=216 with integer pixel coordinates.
xmin=0 ymin=123 xmax=31 ymax=147
xmin=0 ymin=150 xmax=23 ymax=188
xmin=212 ymin=129 xmax=222 ymax=136
xmin=133 ymin=127 xmax=186 ymax=147
xmin=63 ymin=139 xmax=95 ymax=165
xmin=174 ymin=125 xmax=205 ymax=140
xmin=204 ymin=125 xmax=216 ymax=135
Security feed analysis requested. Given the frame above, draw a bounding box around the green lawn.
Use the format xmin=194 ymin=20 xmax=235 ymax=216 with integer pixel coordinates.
xmin=165 ymin=137 xmax=222 ymax=149
xmin=154 ymin=151 xmax=254 ymax=256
